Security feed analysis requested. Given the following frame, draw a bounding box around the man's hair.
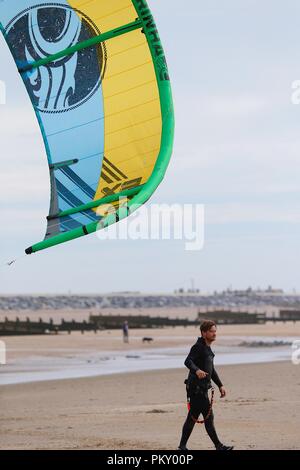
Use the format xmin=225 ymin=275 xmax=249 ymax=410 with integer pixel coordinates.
xmin=200 ymin=320 xmax=216 ymax=334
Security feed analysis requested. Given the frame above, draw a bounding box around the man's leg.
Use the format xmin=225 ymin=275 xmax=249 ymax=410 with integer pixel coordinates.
xmin=179 ymin=395 xmax=202 ymax=449
xmin=179 ymin=392 xmax=222 ymax=450
xmin=179 ymin=410 xmax=197 ymax=449
xmin=200 ymin=392 xmax=222 ymax=448
xmin=201 ymin=393 xmax=235 ymax=449
xmin=179 ymin=391 xmax=233 ymax=450
xmin=204 ymin=410 xmax=222 ymax=448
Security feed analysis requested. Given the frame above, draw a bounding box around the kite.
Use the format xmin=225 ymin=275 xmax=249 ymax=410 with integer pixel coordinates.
xmin=0 ymin=0 xmax=174 ymax=254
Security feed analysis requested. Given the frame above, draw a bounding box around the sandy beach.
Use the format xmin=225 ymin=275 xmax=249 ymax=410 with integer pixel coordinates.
xmin=0 ymin=361 xmax=299 ymax=450
xmin=0 ymin=322 xmax=299 ymax=450
xmin=2 ymin=322 xmax=299 ymax=360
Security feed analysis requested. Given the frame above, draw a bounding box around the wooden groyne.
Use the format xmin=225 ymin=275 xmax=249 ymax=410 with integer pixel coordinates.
xmin=197 ymin=310 xmax=266 ymax=325
xmin=279 ymin=309 xmax=300 ymax=321
xmin=1 ymin=309 xmax=300 ymax=336
xmin=0 ymin=314 xmax=198 ymax=336
xmin=197 ymin=309 xmax=300 ymax=324
xmin=0 ymin=317 xmax=98 ymax=336
xmin=89 ymin=314 xmax=197 ymax=330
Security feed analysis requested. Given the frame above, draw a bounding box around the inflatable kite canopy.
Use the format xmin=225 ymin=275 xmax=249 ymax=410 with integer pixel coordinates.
xmin=0 ymin=0 xmax=174 ymax=254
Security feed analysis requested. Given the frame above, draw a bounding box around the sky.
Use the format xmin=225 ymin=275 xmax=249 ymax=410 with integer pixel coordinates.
xmin=0 ymin=0 xmax=300 ymax=294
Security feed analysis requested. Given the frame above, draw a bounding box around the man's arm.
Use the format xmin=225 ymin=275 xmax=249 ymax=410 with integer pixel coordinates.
xmin=211 ymin=367 xmax=223 ymax=388
xmin=184 ymin=344 xmax=201 ymax=373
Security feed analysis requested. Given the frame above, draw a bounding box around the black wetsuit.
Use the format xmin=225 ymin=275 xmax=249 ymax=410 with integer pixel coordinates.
xmin=179 ymin=337 xmax=223 ymax=449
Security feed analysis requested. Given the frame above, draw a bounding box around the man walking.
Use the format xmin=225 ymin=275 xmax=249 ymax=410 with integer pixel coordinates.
xmin=178 ymin=320 xmax=234 ymax=451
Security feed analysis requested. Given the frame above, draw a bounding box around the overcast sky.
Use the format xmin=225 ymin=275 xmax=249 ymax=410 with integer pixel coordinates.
xmin=0 ymin=0 xmax=300 ymax=294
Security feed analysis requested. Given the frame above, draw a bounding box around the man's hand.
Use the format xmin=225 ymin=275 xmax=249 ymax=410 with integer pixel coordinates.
xmin=196 ymin=369 xmax=208 ymax=380
xmin=219 ymin=386 xmax=226 ymax=398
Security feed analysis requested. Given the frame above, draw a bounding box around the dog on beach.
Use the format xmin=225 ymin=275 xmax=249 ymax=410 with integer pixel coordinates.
xmin=142 ymin=337 xmax=154 ymax=343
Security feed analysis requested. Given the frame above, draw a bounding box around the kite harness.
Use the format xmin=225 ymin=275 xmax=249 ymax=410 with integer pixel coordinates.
xmin=185 ymin=379 xmax=215 ymax=424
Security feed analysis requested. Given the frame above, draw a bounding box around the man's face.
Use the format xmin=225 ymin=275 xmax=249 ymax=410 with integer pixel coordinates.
xmin=203 ymin=326 xmax=217 ymax=342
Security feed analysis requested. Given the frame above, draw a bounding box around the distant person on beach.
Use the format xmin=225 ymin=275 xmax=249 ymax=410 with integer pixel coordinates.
xmin=122 ymin=321 xmax=129 ymax=343
xmin=178 ymin=320 xmax=234 ymax=451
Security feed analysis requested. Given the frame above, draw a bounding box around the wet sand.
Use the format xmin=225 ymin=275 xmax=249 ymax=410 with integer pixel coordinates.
xmin=2 ymin=322 xmax=299 ymax=361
